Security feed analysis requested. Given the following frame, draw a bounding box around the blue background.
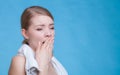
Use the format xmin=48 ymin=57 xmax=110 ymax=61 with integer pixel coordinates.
xmin=0 ymin=0 xmax=120 ymax=75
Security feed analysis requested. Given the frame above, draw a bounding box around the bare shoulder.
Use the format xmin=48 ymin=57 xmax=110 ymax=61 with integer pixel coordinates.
xmin=12 ymin=55 xmax=25 ymax=65
xmin=8 ymin=55 xmax=26 ymax=75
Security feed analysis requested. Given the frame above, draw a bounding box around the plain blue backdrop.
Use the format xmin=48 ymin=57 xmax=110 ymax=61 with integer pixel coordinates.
xmin=0 ymin=0 xmax=120 ymax=75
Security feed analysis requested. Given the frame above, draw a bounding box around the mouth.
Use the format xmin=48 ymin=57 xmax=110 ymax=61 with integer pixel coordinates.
xmin=42 ymin=41 xmax=45 ymax=44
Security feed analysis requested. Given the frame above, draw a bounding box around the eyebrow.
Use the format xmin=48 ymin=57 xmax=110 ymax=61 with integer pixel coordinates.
xmin=36 ymin=23 xmax=54 ymax=27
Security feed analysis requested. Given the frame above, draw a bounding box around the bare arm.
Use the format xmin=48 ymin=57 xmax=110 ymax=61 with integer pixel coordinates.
xmin=36 ymin=37 xmax=54 ymax=75
xmin=8 ymin=56 xmax=26 ymax=75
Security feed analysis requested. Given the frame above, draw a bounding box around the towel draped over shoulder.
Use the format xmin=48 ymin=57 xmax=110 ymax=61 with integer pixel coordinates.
xmin=17 ymin=44 xmax=68 ymax=75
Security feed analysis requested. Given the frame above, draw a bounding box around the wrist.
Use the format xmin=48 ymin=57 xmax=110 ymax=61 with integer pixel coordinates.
xmin=39 ymin=64 xmax=49 ymax=72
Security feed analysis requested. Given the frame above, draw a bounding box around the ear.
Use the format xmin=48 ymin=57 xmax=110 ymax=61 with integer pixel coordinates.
xmin=21 ymin=29 xmax=29 ymax=39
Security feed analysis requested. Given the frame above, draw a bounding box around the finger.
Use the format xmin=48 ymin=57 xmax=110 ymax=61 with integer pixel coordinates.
xmin=50 ymin=37 xmax=54 ymax=48
xmin=36 ymin=41 xmax=42 ymax=52
xmin=43 ymin=37 xmax=51 ymax=49
xmin=46 ymin=37 xmax=52 ymax=48
xmin=47 ymin=37 xmax=54 ymax=54
xmin=48 ymin=39 xmax=54 ymax=60
xmin=50 ymin=39 xmax=54 ymax=51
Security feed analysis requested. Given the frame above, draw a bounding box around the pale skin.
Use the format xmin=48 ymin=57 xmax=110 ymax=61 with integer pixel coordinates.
xmin=9 ymin=15 xmax=57 ymax=75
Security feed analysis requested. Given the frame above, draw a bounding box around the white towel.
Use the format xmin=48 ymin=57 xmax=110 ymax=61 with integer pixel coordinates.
xmin=18 ymin=44 xmax=68 ymax=75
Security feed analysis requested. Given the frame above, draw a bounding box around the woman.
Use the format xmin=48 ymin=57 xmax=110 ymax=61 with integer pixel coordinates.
xmin=9 ymin=6 xmax=68 ymax=75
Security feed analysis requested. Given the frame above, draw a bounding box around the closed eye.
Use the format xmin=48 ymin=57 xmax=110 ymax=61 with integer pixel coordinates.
xmin=36 ymin=28 xmax=42 ymax=31
xmin=50 ymin=27 xmax=54 ymax=30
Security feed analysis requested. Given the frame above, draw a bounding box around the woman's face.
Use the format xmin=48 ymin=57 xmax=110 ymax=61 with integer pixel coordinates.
xmin=22 ymin=15 xmax=54 ymax=50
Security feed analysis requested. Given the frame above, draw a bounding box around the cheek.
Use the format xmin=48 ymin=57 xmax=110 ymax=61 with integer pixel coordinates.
xmin=29 ymin=32 xmax=44 ymax=42
xmin=51 ymin=30 xmax=55 ymax=35
xmin=52 ymin=31 xmax=55 ymax=37
xmin=29 ymin=32 xmax=44 ymax=49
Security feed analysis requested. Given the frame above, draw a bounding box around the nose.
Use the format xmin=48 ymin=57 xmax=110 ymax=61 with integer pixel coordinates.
xmin=44 ymin=30 xmax=52 ymax=38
